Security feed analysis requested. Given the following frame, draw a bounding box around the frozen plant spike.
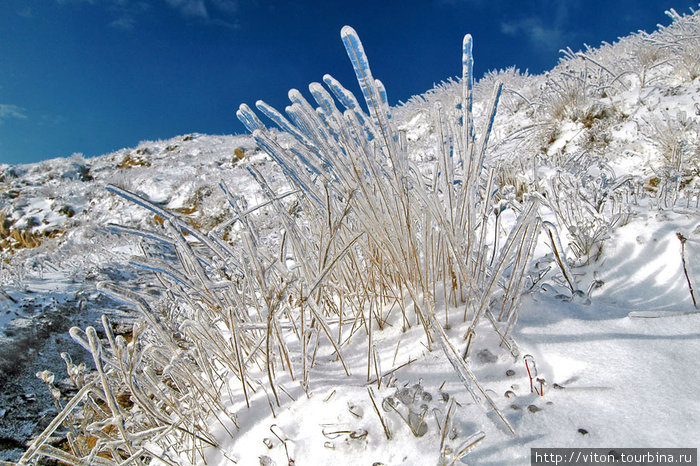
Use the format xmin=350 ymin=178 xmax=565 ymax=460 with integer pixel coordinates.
xmin=542 ymin=221 xmax=577 ymax=294
xmin=323 ymin=74 xmax=376 ymax=141
xmin=106 ymin=184 xmax=171 ymax=221
xmin=107 ymin=223 xmax=174 ymax=246
xmin=428 ymin=308 xmax=516 ymax=436
xmin=340 ymin=26 xmax=396 ymax=154
xmin=476 ymin=81 xmax=503 ymax=170
xmin=448 ymin=430 xmax=486 ymax=465
xmin=340 ymin=26 xmax=379 ymax=118
xmin=309 ymin=82 xmax=340 ymax=118
xmin=256 ymin=99 xmax=307 ymax=144
xmin=462 ymin=33 xmax=475 ymax=145
xmin=236 ymin=103 xmax=266 ymax=133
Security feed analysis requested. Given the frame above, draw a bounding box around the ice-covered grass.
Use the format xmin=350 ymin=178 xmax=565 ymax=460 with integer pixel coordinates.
xmin=3 ymin=7 xmax=699 ymax=466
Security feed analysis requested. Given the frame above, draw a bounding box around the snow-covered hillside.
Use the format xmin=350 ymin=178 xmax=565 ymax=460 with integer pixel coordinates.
xmin=2 ymin=8 xmax=699 ymax=465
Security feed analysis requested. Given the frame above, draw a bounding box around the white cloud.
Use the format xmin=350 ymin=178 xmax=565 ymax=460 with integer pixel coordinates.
xmin=54 ymin=0 xmax=237 ymax=29
xmin=107 ymin=1 xmax=149 ymax=30
xmin=500 ymin=1 xmax=579 ymax=51
xmin=210 ymin=0 xmax=237 ymax=14
xmin=0 ymin=105 xmax=27 ymax=123
xmin=17 ymin=7 xmax=33 ymax=18
xmin=501 ymin=17 xmax=566 ymax=50
xmin=165 ymin=0 xmax=208 ymax=18
xmin=163 ymin=0 xmax=238 ymax=19
xmin=110 ymin=15 xmax=137 ymax=30
xmin=162 ymin=0 xmax=239 ymax=28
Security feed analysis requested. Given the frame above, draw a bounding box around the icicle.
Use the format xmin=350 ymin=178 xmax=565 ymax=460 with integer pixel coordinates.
xmin=340 ymin=26 xmax=381 ymax=122
xmin=462 ymin=34 xmax=475 ymax=146
xmin=374 ymin=79 xmax=391 ymax=118
xmin=255 ymin=100 xmax=307 ymax=143
xmin=340 ymin=26 xmax=397 ymax=156
xmin=542 ymin=221 xmax=578 ymax=294
xmin=323 ymin=74 xmax=376 ymax=142
xmin=288 ymin=89 xmax=342 ymax=165
xmin=107 ymin=223 xmax=173 ymax=246
xmin=236 ymin=103 xmax=266 ymax=133
xmin=288 ymin=88 xmax=320 ymax=121
xmin=106 ymin=184 xmax=171 ymax=221
xmin=476 ymin=82 xmax=503 ymax=170
xmin=128 ymin=256 xmax=197 ymax=289
xmin=288 ymin=147 xmax=323 ymax=176
xmin=309 ymin=82 xmax=341 ymax=119
xmin=250 ymin=129 xmax=323 ymax=207
xmin=286 ymin=104 xmax=316 ymax=142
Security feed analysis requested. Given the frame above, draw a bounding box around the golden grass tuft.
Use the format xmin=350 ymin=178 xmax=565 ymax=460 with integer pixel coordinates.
xmin=117 ymin=153 xmax=151 ymax=170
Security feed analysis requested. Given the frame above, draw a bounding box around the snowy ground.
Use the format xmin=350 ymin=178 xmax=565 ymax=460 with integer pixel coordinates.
xmin=2 ymin=11 xmax=700 ymax=465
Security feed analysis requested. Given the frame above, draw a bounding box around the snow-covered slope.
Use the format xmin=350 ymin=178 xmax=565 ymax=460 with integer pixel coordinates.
xmin=0 ymin=133 xmax=271 ymax=459
xmin=2 ymin=8 xmax=699 ymax=465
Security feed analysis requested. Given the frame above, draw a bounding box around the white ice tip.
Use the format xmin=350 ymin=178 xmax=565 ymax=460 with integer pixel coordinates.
xmin=341 ymin=25 xmax=357 ymax=37
xmin=288 ymin=89 xmax=302 ymax=101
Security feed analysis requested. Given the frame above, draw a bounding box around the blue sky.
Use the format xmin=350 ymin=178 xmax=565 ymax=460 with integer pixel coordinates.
xmin=0 ymin=0 xmax=697 ymax=165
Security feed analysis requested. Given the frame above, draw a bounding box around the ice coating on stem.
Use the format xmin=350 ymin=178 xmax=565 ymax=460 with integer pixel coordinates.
xmin=323 ymin=74 xmax=375 ymax=141
xmin=309 ymin=82 xmax=339 ymax=118
xmin=340 ymin=26 xmax=395 ymax=153
xmin=256 ymin=100 xmax=307 ymax=144
xmin=237 ymin=103 xmax=265 ymax=133
xmin=340 ymin=26 xmax=379 ymax=119
xmin=462 ymin=34 xmax=475 ymax=145
xmin=476 ymin=81 xmax=503 ymax=170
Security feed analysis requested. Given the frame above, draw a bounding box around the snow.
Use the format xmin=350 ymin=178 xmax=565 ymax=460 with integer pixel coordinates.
xmin=2 ymin=9 xmax=700 ymax=465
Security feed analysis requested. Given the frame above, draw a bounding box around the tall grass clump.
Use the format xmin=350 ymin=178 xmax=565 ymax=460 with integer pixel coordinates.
xmin=238 ymin=27 xmax=541 ymax=430
xmin=22 ymin=27 xmax=541 ymax=463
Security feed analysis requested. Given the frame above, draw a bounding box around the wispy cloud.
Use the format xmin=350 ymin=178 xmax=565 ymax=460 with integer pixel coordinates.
xmin=54 ymin=0 xmax=238 ymax=30
xmin=165 ymin=0 xmax=208 ymax=18
xmin=500 ymin=2 xmax=576 ymax=52
xmin=107 ymin=1 xmax=150 ymax=31
xmin=500 ymin=17 xmax=566 ymax=51
xmin=17 ymin=7 xmax=33 ymax=18
xmin=110 ymin=15 xmax=137 ymax=30
xmin=435 ymin=0 xmax=487 ymax=7
xmin=0 ymin=104 xmax=28 ymax=123
xmin=164 ymin=0 xmax=238 ymax=21
xmin=210 ymin=0 xmax=237 ymax=14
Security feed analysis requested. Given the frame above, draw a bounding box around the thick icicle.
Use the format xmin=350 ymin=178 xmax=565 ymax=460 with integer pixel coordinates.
xmin=323 ymin=74 xmax=376 ymax=143
xmin=476 ymin=82 xmax=503 ymax=170
xmin=106 ymin=184 xmax=171 ymax=221
xmin=256 ymin=100 xmax=307 ymax=144
xmin=236 ymin=103 xmax=266 ymax=133
xmin=462 ymin=34 xmax=475 ymax=146
xmin=340 ymin=26 xmax=397 ymax=156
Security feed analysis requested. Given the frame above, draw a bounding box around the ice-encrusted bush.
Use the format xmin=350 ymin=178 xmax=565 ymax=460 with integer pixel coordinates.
xmin=544 ymin=155 xmax=635 ymax=266
xmin=237 ymin=25 xmax=541 ymax=362
xmin=653 ymin=9 xmax=700 ymax=81
xmin=643 ymin=109 xmax=700 ymax=209
xmin=22 ymin=27 xmax=542 ymax=463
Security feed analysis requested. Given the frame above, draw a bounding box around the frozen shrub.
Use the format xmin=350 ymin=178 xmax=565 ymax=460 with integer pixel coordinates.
xmin=643 ymin=110 xmax=700 ymax=209
xmin=545 ymin=155 xmax=634 ymax=265
xmin=22 ymin=26 xmax=543 ymax=463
